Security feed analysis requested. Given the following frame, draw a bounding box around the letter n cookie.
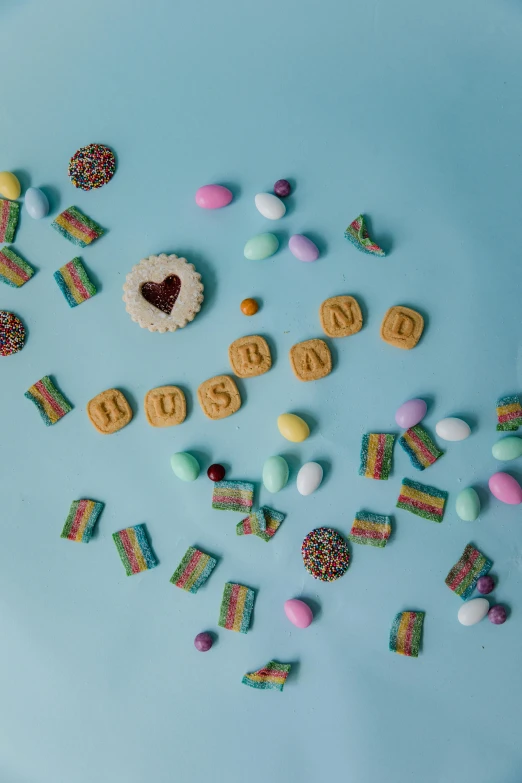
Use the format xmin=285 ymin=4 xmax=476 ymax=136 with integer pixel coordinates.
xmin=289 ymin=338 xmax=332 ymax=381
xmin=144 ymin=386 xmax=186 ymax=427
xmin=198 ymin=375 xmax=241 ymax=420
xmin=87 ymin=389 xmax=133 ymax=434
xmin=320 ymin=295 xmax=362 ymax=338
xmin=380 ymin=306 xmax=424 ymax=350
xmin=228 ymin=335 xmax=272 ymax=378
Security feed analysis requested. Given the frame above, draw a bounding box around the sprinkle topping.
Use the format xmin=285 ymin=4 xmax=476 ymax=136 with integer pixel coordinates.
xmin=301 ymin=527 xmax=350 ymax=582
xmin=68 ymin=144 xmax=116 ymax=190
xmin=0 ymin=311 xmax=25 ymax=356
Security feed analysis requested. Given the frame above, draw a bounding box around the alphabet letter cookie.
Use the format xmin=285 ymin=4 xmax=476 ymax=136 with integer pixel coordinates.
xmin=198 ymin=375 xmax=241 ymax=420
xmin=87 ymin=389 xmax=133 ymax=434
xmin=319 ymin=295 xmax=362 ymax=338
xmin=229 ymin=335 xmax=271 ymax=378
xmin=380 ymin=306 xmax=424 ymax=350
xmin=144 ymin=386 xmax=186 ymax=427
xmin=289 ymin=339 xmax=332 ymax=381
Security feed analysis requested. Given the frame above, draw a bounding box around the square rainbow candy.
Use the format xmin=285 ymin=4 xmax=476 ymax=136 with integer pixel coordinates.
xmin=170 ymin=546 xmax=217 ymax=593
xmin=61 ymin=499 xmax=104 ymax=543
xmin=54 ymin=257 xmax=97 ymax=307
xmin=236 ymin=510 xmax=266 ymax=536
xmin=445 ymin=543 xmax=492 ymax=600
xmin=389 ymin=611 xmax=424 ymax=657
xmin=399 ymin=425 xmax=443 ymax=470
xmin=212 ymin=480 xmax=254 ymax=512
xmin=256 ymin=506 xmax=285 ymax=542
xmin=113 ymin=524 xmax=157 ymax=576
xmin=25 ymin=375 xmax=73 ymax=426
xmin=496 ymin=394 xmax=522 ymax=431
xmin=396 ymin=477 xmax=447 ymax=522
xmin=0 ymin=247 xmax=34 ymax=288
xmin=242 ymin=661 xmax=291 ymax=692
xmin=218 ymin=582 xmax=255 ymax=633
xmin=0 ymin=199 xmax=20 ymax=243
xmin=348 ymin=511 xmax=391 ymax=548
xmin=359 ymin=433 xmax=395 ymax=480
xmin=51 ymin=206 xmax=104 ymax=247
xmin=344 ymin=214 xmax=385 ymax=256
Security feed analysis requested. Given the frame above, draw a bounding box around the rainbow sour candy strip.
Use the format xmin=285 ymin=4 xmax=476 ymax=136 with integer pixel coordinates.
xmin=256 ymin=507 xmax=285 ymax=542
xmin=218 ymin=582 xmax=254 ymax=633
xmin=359 ymin=433 xmax=395 ymax=480
xmin=396 ymin=478 xmax=447 ymax=522
xmin=399 ymin=425 xmax=443 ymax=470
xmin=212 ymin=480 xmax=254 ymax=512
xmin=25 ymin=375 xmax=73 ymax=426
xmin=61 ymin=499 xmax=104 ymax=543
xmin=348 ymin=510 xmax=391 ymax=548
xmin=54 ymin=257 xmax=96 ymax=307
xmin=113 ymin=524 xmax=157 ymax=576
xmin=170 ymin=546 xmax=217 ymax=593
xmin=496 ymin=394 xmax=522 ymax=431
xmin=389 ymin=611 xmax=424 ymax=657
xmin=236 ymin=510 xmax=267 ymax=536
xmin=0 ymin=247 xmax=34 ymax=287
xmin=51 ymin=206 xmax=104 ymax=247
xmin=344 ymin=214 xmax=385 ymax=256
xmin=0 ymin=199 xmax=20 ymax=243
xmin=242 ymin=661 xmax=291 ymax=692
xmin=445 ymin=543 xmax=492 ymax=600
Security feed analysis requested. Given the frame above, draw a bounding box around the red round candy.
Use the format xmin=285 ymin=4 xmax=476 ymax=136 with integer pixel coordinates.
xmin=207 ymin=464 xmax=225 ymax=482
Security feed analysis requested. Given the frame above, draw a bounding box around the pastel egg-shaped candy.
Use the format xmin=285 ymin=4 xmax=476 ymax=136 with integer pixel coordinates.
xmin=435 ymin=417 xmax=471 ymax=442
xmin=262 ymin=455 xmax=289 ymax=493
xmin=255 ymin=192 xmax=286 ymax=220
xmin=458 ymin=598 xmax=489 ymax=626
xmin=244 ymin=233 xmax=279 ymax=260
xmin=492 ymin=436 xmax=522 ymax=462
xmin=0 ymin=171 xmax=21 ymax=200
xmin=395 ymin=398 xmax=427 ymax=429
xmin=170 ymin=452 xmax=200 ymax=482
xmin=489 ymin=472 xmax=522 ymax=504
xmin=195 ymin=184 xmax=233 ymax=209
xmin=24 ymin=187 xmax=49 ymax=219
xmin=284 ymin=598 xmax=313 ymax=628
xmin=277 ymin=413 xmax=310 ymax=443
xmin=296 ymin=462 xmax=323 ymax=496
xmin=455 ymin=487 xmax=480 ymax=521
xmin=288 ymin=234 xmax=319 ymax=262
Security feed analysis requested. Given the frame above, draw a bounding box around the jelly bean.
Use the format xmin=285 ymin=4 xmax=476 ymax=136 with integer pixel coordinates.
xmin=458 ymin=598 xmax=489 ymax=626
xmin=488 ymin=472 xmax=522 ymax=504
xmin=24 ymin=187 xmax=49 ymax=219
xmin=395 ymin=398 xmax=427 ymax=429
xmin=455 ymin=487 xmax=480 ymax=521
xmin=262 ymin=455 xmax=289 ymax=493
xmin=254 ymin=192 xmax=286 ymax=220
xmin=296 ymin=462 xmax=323 ymax=496
xmin=244 ymin=233 xmax=279 ymax=260
xmin=0 ymin=171 xmax=21 ymax=200
xmin=277 ymin=413 xmax=309 ymax=443
xmin=170 ymin=452 xmax=200 ymax=481
xmin=284 ymin=598 xmax=313 ymax=628
xmin=435 ymin=417 xmax=470 ymax=441
xmin=240 ymin=298 xmax=259 ymax=316
xmin=492 ymin=436 xmax=522 ymax=461
xmin=195 ymin=184 xmax=232 ymax=209
xmin=288 ymin=234 xmax=319 ymax=262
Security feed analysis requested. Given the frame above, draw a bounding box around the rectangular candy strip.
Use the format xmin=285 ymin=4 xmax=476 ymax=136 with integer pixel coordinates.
xmin=242 ymin=661 xmax=291 ymax=692
xmin=236 ymin=510 xmax=266 ymax=536
xmin=61 ymin=499 xmax=104 ymax=543
xmin=399 ymin=425 xmax=443 ymax=470
xmin=359 ymin=433 xmax=395 ymax=480
xmin=348 ymin=510 xmax=391 ymax=548
xmin=51 ymin=206 xmax=104 ymax=247
xmin=256 ymin=507 xmax=285 ymax=542
xmin=0 ymin=247 xmax=35 ymax=287
xmin=112 ymin=524 xmax=157 ymax=576
xmin=218 ymin=582 xmax=255 ymax=633
xmin=0 ymin=199 xmax=20 ymax=243
xmin=396 ymin=477 xmax=447 ymax=522
xmin=389 ymin=611 xmax=424 ymax=657
xmin=25 ymin=375 xmax=73 ymax=426
xmin=496 ymin=394 xmax=522 ymax=431
xmin=445 ymin=543 xmax=492 ymax=600
xmin=170 ymin=546 xmax=217 ymax=593
xmin=54 ymin=257 xmax=97 ymax=307
xmin=212 ymin=480 xmax=254 ymax=512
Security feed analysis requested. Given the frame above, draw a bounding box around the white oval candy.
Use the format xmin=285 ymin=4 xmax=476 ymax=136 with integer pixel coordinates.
xmin=254 ymin=192 xmax=286 ymax=220
xmin=435 ymin=417 xmax=470 ymax=442
xmin=296 ymin=462 xmax=323 ymax=496
xmin=458 ymin=598 xmax=489 ymax=626
xmin=24 ymin=187 xmax=49 ymax=219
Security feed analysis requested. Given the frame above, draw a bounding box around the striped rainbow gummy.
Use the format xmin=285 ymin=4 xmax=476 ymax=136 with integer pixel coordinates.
xmin=51 ymin=206 xmax=104 ymax=247
xmin=218 ymin=582 xmax=255 ymax=633
xmin=61 ymin=499 xmax=104 ymax=543
xmin=445 ymin=543 xmax=492 ymax=600
xmin=236 ymin=510 xmax=266 ymax=536
xmin=344 ymin=214 xmax=385 ymax=256
xmin=242 ymin=661 xmax=291 ymax=692
xmin=25 ymin=375 xmax=73 ymax=426
xmin=212 ymin=480 xmax=254 ymax=512
xmin=399 ymin=425 xmax=443 ymax=470
xmin=113 ymin=524 xmax=157 ymax=576
xmin=359 ymin=433 xmax=395 ymax=480
xmin=496 ymin=394 xmax=522 ymax=431
xmin=170 ymin=546 xmax=217 ymax=593
xmin=396 ymin=478 xmax=447 ymax=522
xmin=256 ymin=506 xmax=285 ymax=542
xmin=54 ymin=257 xmax=96 ymax=307
xmin=389 ymin=611 xmax=424 ymax=657
xmin=0 ymin=247 xmax=34 ymax=288
xmin=0 ymin=199 xmax=20 ymax=243
xmin=348 ymin=510 xmax=391 ymax=548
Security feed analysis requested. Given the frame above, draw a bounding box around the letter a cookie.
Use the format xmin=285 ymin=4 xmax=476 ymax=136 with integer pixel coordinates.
xmin=289 ymin=338 xmax=332 ymax=381
xmin=228 ymin=335 xmax=272 ymax=378
xmin=198 ymin=375 xmax=242 ymax=420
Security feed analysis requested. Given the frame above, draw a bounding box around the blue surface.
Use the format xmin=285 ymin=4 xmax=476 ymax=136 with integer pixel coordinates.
xmin=2 ymin=1 xmax=522 ymax=781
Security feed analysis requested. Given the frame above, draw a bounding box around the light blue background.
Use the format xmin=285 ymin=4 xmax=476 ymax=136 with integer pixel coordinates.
xmin=2 ymin=1 xmax=522 ymax=781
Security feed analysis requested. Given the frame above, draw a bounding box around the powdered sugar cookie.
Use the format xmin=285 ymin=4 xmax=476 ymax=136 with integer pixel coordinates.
xmin=123 ymin=253 xmax=204 ymax=333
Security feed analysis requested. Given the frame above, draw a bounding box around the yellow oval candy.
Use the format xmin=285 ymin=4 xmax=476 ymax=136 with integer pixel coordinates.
xmin=0 ymin=172 xmax=21 ymax=200
xmin=277 ymin=413 xmax=310 ymax=443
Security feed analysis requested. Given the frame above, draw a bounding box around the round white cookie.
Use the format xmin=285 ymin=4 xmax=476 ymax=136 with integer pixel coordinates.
xmin=123 ymin=253 xmax=204 ymax=332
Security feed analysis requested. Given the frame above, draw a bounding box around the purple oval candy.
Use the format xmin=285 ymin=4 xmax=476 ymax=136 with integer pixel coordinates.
xmin=395 ymin=398 xmax=427 ymax=429
xmin=477 ymin=575 xmax=495 ymax=595
xmin=489 ymin=472 xmax=522 ymax=504
xmin=488 ymin=605 xmax=507 ymax=625
xmin=288 ymin=234 xmax=319 ymax=263
xmin=194 ymin=632 xmax=213 ymax=651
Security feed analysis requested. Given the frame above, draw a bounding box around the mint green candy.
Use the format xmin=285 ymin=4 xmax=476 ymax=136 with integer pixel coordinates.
xmin=170 ymin=452 xmax=200 ymax=482
xmin=455 ymin=487 xmax=480 ymax=521
xmin=244 ymin=233 xmax=279 ymax=261
xmin=492 ymin=436 xmax=522 ymax=461
xmin=262 ymin=455 xmax=289 ymax=493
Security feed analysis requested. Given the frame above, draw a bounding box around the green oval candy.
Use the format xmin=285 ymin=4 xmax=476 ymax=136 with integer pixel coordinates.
xmin=170 ymin=452 xmax=200 ymax=482
xmin=492 ymin=436 xmax=522 ymax=462
xmin=262 ymin=455 xmax=289 ymax=493
xmin=455 ymin=487 xmax=480 ymax=521
xmin=244 ymin=233 xmax=279 ymax=261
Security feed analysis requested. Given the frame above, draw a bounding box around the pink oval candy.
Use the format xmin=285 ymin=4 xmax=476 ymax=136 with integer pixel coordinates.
xmin=288 ymin=234 xmax=319 ymax=262
xmin=195 ymin=184 xmax=233 ymax=209
xmin=284 ymin=598 xmax=313 ymax=628
xmin=489 ymin=472 xmax=522 ymax=505
xmin=395 ymin=398 xmax=427 ymax=429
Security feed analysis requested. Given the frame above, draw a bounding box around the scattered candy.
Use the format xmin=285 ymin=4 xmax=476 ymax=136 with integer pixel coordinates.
xmin=112 ymin=524 xmax=157 ymax=576
xmin=54 ymin=257 xmax=97 ymax=307
xmin=277 ymin=413 xmax=309 ymax=443
xmin=288 ymin=234 xmax=319 ymax=262
xmin=244 ymin=233 xmax=279 ymax=260
xmin=170 ymin=546 xmax=217 ymax=593
xmin=344 ymin=214 xmax=385 ymax=256
xmin=212 ymin=480 xmax=254 ymax=512
xmin=389 ymin=611 xmax=424 ymax=657
xmin=68 ymin=144 xmax=116 ymax=190
xmin=496 ymin=394 xmax=522 ymax=431
xmin=195 ymin=184 xmax=233 ymax=209
xmin=359 ymin=433 xmax=395 ymax=480
xmin=301 ymin=527 xmax=350 ymax=582
xmin=296 ymin=462 xmax=323 ymax=496
xmin=445 ymin=543 xmax=492 ymax=600
xmin=51 ymin=206 xmax=104 ymax=247
xmin=60 ymin=499 xmax=104 ymax=543
xmin=242 ymin=661 xmax=291 ymax=691
xmin=458 ymin=597 xmax=489 ymax=626
xmin=0 ymin=199 xmax=20 ymax=242
xmin=194 ymin=632 xmax=213 ymax=651
xmin=24 ymin=187 xmax=49 ymax=219
xmin=262 ymin=455 xmax=289 ymax=493
xmin=0 ymin=311 xmax=25 ymax=356
xmin=348 ymin=510 xmax=392 ymax=548
xmin=236 ymin=509 xmax=266 ymax=536
xmin=455 ymin=487 xmax=480 ymax=521
xmin=0 ymin=171 xmax=21 ymax=200
xmin=170 ymin=452 xmax=200 ymax=482
xmin=255 ymin=192 xmax=286 ymax=220
xmin=395 ymin=398 xmax=427 ymax=429
xmin=477 ymin=575 xmax=495 ymax=595
xmin=25 ymin=375 xmax=73 ymax=426
xmin=218 ymin=582 xmax=255 ymax=633
xmin=284 ymin=598 xmax=313 ymax=628
xmin=489 ymin=471 xmax=522 ymax=504
xmin=435 ymin=417 xmax=471 ymax=441
xmin=256 ymin=506 xmax=285 ymax=542
xmin=492 ymin=436 xmax=522 ymax=461
xmin=399 ymin=425 xmax=443 ymax=471
xmin=273 ymin=179 xmax=291 ymax=197
xmin=0 ymin=247 xmax=34 ymax=288
xmin=207 ymin=464 xmax=225 ymax=482
xmin=240 ymin=297 xmax=259 ymax=316
xmin=488 ymin=605 xmax=507 ymax=625
xmin=396 ymin=478 xmax=447 ymax=522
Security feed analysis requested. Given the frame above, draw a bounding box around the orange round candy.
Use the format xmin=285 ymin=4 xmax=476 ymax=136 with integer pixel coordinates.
xmin=240 ymin=298 xmax=259 ymax=316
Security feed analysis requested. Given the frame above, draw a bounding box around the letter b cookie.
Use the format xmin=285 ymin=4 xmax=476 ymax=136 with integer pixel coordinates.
xmin=228 ymin=335 xmax=271 ymax=378
xmin=198 ymin=375 xmax=241 ymax=420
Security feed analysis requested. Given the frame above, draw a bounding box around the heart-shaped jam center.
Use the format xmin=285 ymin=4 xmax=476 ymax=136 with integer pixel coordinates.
xmin=141 ymin=275 xmax=181 ymax=315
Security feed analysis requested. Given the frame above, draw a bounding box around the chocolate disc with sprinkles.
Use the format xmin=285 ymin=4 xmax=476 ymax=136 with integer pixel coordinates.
xmin=68 ymin=144 xmax=116 ymax=190
xmin=0 ymin=311 xmax=25 ymax=356
xmin=302 ymin=527 xmax=350 ymax=582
